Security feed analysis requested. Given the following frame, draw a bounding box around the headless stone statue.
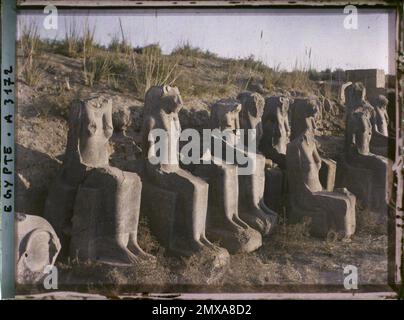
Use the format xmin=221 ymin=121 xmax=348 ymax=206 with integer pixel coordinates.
xmin=260 ymin=95 xmax=291 ymax=169
xmin=193 ymin=94 xmax=263 ymax=253
xmin=141 ymin=85 xmax=229 ymax=263
xmin=336 ymin=108 xmax=388 ymax=217
xmin=15 ymin=212 xmax=61 ymax=284
xmin=286 ymin=108 xmax=356 ymax=238
xmin=44 ymin=96 xmax=152 ymax=266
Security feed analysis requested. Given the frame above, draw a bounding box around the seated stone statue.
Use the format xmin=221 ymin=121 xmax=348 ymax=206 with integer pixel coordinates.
xmin=237 ymin=92 xmax=280 ymax=226
xmin=192 ymin=95 xmax=263 ymax=253
xmin=15 ymin=212 xmax=61 ymax=284
xmin=258 ymin=95 xmax=291 ymax=212
xmin=336 ymin=108 xmax=388 ymax=217
xmin=344 ymin=82 xmax=388 ymax=157
xmin=260 ymin=95 xmax=291 ymax=169
xmin=140 ymin=85 xmax=230 ymax=263
xmin=44 ymin=96 xmax=152 ymax=266
xmin=371 ymin=95 xmax=389 ymax=137
xmin=369 ymin=94 xmax=389 ymax=156
xmin=289 ymin=97 xmax=337 ymax=191
xmin=289 ymin=97 xmax=321 ymax=141
xmin=286 ymin=107 xmax=356 ymax=238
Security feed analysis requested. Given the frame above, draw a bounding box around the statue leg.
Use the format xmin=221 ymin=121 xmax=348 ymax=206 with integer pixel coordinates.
xmin=147 ymin=166 xmax=229 ymax=259
xmin=43 ymin=174 xmax=79 ymax=259
xmin=238 ymin=154 xmax=277 ymax=236
xmin=70 ymin=166 xmax=150 ymax=266
xmin=205 ymin=162 xmax=262 ymax=253
xmin=314 ymin=190 xmax=356 ymax=238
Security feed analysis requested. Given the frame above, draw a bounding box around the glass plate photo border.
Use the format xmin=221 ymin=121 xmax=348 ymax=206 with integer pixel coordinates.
xmin=1 ymin=0 xmax=403 ymax=300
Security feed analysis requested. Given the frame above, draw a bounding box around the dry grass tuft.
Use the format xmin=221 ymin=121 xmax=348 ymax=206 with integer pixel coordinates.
xmin=132 ymin=46 xmax=181 ymax=96
xmin=18 ymin=22 xmax=45 ymax=87
xmin=172 ymin=42 xmax=217 ymax=59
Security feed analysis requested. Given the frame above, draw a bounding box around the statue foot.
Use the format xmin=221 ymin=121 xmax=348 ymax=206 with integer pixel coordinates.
xmin=200 ymin=235 xmax=232 ymax=257
xmin=170 ymin=237 xmax=207 ymax=256
xmin=170 ymin=237 xmax=229 ymax=264
xmin=239 ymin=207 xmax=274 ymax=236
xmin=207 ymin=221 xmax=262 ymax=254
xmin=93 ymin=243 xmax=144 ymax=267
xmin=233 ymin=215 xmax=252 ymax=229
xmin=127 ymin=238 xmax=157 ymax=264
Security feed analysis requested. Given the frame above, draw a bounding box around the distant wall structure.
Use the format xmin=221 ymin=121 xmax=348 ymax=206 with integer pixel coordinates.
xmin=385 ymin=74 xmax=396 ymax=89
xmin=345 ymin=69 xmax=386 ymax=101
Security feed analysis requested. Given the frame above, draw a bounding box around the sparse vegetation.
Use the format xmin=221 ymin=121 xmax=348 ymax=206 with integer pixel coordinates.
xmin=132 ymin=45 xmax=180 ymax=96
xmin=83 ymin=53 xmax=113 ymax=87
xmin=172 ymin=42 xmax=217 ymax=59
xmin=18 ymin=22 xmax=45 ymax=87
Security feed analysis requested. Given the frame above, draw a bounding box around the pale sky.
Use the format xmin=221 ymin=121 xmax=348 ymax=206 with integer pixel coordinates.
xmin=18 ymin=8 xmax=396 ymax=74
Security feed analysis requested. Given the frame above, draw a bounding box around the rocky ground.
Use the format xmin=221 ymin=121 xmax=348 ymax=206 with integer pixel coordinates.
xmin=15 ymin=45 xmax=388 ymax=296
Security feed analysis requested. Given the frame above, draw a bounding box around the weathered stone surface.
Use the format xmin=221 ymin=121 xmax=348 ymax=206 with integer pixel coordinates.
xmin=264 ymin=166 xmax=285 ymax=215
xmin=260 ymin=95 xmax=290 ymax=169
xmin=186 ymin=97 xmax=262 ymax=253
xmin=322 ymin=98 xmax=337 ymax=115
xmin=286 ymin=115 xmax=356 ymax=238
xmin=345 ymin=69 xmax=386 ymax=101
xmin=141 ymin=85 xmax=230 ymax=264
xmin=237 ymin=93 xmax=278 ymax=236
xmin=319 ymin=158 xmax=336 ymax=192
xmin=340 ymin=81 xmax=352 ymax=104
xmin=70 ymin=167 xmax=147 ymax=265
xmin=16 ymin=212 xmax=61 ymax=284
xmin=289 ymin=97 xmax=320 ymax=140
xmin=238 ymin=91 xmax=265 ymax=148
xmin=371 ymin=95 xmax=389 ymax=137
xmin=343 ymin=82 xmax=368 ymax=114
xmin=343 ymin=82 xmax=388 ymax=157
xmin=44 ymin=96 xmax=150 ymax=266
xmin=194 ymin=162 xmax=262 ymax=254
xmin=336 ymin=109 xmax=387 ymax=217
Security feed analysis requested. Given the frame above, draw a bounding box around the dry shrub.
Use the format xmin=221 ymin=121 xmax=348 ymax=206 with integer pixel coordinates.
xmin=18 ymin=22 xmax=45 ymax=87
xmin=132 ymin=46 xmax=180 ymax=96
xmin=137 ymin=217 xmax=163 ymax=256
xmin=83 ymin=54 xmax=113 ymax=87
xmin=32 ymin=88 xmax=81 ymax=119
xmin=55 ymin=19 xmax=95 ymax=59
xmin=172 ymin=42 xmax=217 ymax=59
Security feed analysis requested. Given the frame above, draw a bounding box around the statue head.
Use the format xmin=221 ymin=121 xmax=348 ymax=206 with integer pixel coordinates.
xmin=262 ymin=96 xmax=290 ymax=151
xmin=237 ymin=91 xmax=265 ymax=129
xmin=263 ymin=96 xmax=290 ymax=123
xmin=346 ymin=109 xmax=372 ymax=155
xmin=144 ymin=85 xmax=183 ymax=117
xmin=237 ymin=92 xmax=265 ymax=146
xmin=290 ymin=97 xmax=318 ymax=140
xmin=210 ymin=99 xmax=241 ymax=131
xmin=65 ymin=95 xmax=113 ymax=169
xmin=344 ymin=82 xmax=366 ymax=111
xmin=373 ymin=94 xmax=388 ymax=110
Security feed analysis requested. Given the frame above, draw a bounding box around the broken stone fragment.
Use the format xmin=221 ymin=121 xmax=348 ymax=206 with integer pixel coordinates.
xmin=16 ymin=212 xmax=61 ymax=285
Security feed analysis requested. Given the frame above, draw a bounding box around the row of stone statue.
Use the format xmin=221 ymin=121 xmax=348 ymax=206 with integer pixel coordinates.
xmin=16 ymin=82 xmax=388 ymax=282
